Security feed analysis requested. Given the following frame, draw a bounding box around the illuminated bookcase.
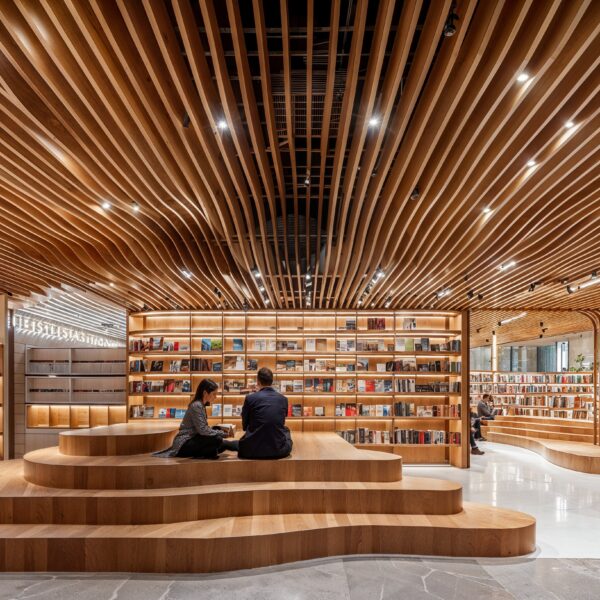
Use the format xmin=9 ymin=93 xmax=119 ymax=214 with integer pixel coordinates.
xmin=470 ymin=370 xmax=594 ymax=421
xmin=25 ymin=347 xmax=127 ymax=429
xmin=128 ymin=310 xmax=468 ymax=466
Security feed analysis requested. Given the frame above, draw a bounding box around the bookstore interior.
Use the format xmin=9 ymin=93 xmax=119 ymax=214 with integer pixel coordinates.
xmin=0 ymin=0 xmax=598 ymax=595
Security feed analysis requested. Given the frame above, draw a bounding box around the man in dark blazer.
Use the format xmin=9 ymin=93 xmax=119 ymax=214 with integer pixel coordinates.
xmin=238 ymin=367 xmax=293 ymax=459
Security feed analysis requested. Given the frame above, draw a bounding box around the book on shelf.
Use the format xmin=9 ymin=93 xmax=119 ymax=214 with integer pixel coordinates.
xmin=149 ymin=337 xmax=164 ymax=351
xmin=246 ymin=358 xmax=258 ymax=371
xmin=314 ymin=406 xmax=325 ymax=417
xmin=158 ymin=408 xmax=168 ymax=418
xmin=291 ymin=404 xmax=302 ymax=417
xmin=304 ymin=377 xmax=334 ymax=393
xmin=376 ymin=363 xmax=386 ymax=373
xmin=395 ymin=338 xmax=415 ymax=352
xmin=402 ymin=318 xmax=417 ymax=330
xmin=367 ymin=317 xmax=386 ymax=331
xmin=223 ymin=404 xmax=233 ymax=417
xmin=144 ymin=405 xmax=154 ymax=418
xmin=277 ymin=340 xmax=300 ymax=351
xmin=345 ymin=318 xmax=356 ymax=331
xmin=336 ymin=339 xmax=356 ymax=352
xmin=129 ymin=359 xmax=148 ymax=372
xmin=303 ymin=406 xmax=313 ymax=417
xmin=150 ymin=360 xmax=164 ymax=372
xmin=305 ymin=338 xmax=316 ymax=352
xmin=169 ymin=360 xmax=182 ymax=373
xmin=211 ymin=403 xmax=222 ymax=417
xmin=232 ymin=338 xmax=244 ymax=351
xmin=162 ymin=340 xmax=189 ymax=352
xmin=175 ymin=408 xmax=186 ymax=419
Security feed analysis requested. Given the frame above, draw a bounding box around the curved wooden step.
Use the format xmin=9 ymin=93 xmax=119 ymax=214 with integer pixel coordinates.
xmin=24 ymin=433 xmax=402 ymax=489
xmin=59 ymin=423 xmax=178 ymax=456
xmin=0 ymin=503 xmax=536 ymax=571
xmin=487 ymin=432 xmax=600 ymax=474
xmin=0 ymin=468 xmax=461 ymax=524
xmin=482 ymin=425 xmax=592 ymax=443
xmin=482 ymin=419 xmax=592 ymax=434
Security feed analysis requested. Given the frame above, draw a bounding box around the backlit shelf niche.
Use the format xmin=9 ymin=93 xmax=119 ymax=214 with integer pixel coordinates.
xmin=26 ymin=347 xmax=127 ymax=430
xmin=470 ymin=370 xmax=594 ymax=421
xmin=128 ymin=310 xmax=468 ymax=466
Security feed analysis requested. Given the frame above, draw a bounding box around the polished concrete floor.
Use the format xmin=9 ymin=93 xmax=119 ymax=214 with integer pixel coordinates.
xmin=1 ymin=442 xmax=600 ymax=599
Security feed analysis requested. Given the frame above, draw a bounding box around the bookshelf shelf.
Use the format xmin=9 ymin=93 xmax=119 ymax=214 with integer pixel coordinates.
xmin=128 ymin=310 xmax=468 ymax=466
xmin=470 ymin=370 xmax=594 ymax=422
xmin=26 ymin=348 xmax=127 ymax=430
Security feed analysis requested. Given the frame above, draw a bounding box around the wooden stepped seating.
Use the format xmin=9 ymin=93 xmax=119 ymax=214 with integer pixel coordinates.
xmin=0 ymin=427 xmax=536 ymax=570
xmin=485 ymin=432 xmax=600 ymax=474
xmin=0 ymin=503 xmax=536 ymax=572
xmin=482 ymin=425 xmax=592 ymax=443
xmin=483 ymin=418 xmax=592 ymax=434
xmin=488 ymin=415 xmax=593 ymax=429
xmin=24 ymin=433 xmax=403 ymax=489
xmin=59 ymin=423 xmax=178 ymax=456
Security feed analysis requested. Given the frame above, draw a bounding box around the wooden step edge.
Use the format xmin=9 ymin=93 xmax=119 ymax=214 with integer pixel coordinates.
xmin=0 ymin=503 xmax=536 ymax=571
xmin=0 ymin=476 xmax=463 ymax=524
xmin=486 ymin=432 xmax=600 ymax=475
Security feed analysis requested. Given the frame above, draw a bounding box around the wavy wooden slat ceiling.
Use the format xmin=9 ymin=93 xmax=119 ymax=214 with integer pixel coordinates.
xmin=0 ymin=0 xmax=599 ymax=311
xmin=470 ymin=309 xmax=594 ymax=347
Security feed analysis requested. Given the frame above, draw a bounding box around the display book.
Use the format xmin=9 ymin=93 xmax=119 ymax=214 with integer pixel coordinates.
xmin=127 ymin=310 xmax=467 ymax=465
xmin=25 ymin=347 xmax=128 ymax=430
xmin=470 ymin=370 xmax=594 ymax=421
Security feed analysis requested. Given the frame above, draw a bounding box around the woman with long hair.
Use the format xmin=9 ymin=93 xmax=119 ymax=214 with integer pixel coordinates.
xmin=154 ymin=379 xmax=238 ymax=459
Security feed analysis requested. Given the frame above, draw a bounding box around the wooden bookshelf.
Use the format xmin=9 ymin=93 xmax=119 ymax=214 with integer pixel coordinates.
xmin=470 ymin=370 xmax=594 ymax=421
xmin=128 ymin=310 xmax=469 ymax=466
xmin=25 ymin=347 xmax=127 ymax=430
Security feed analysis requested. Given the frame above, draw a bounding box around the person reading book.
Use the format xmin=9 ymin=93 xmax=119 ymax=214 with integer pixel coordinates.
xmin=238 ymin=367 xmax=292 ymax=459
xmin=153 ymin=379 xmax=238 ymax=459
xmin=477 ymin=394 xmax=496 ymax=420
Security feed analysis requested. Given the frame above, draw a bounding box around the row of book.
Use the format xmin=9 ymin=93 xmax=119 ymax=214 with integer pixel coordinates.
xmin=337 ymin=429 xmax=462 ymax=445
xmin=130 ymin=405 xmax=185 ymax=419
xmin=130 ymin=380 xmax=192 ymax=394
xmin=130 ymin=338 xmax=190 ymax=352
xmin=499 ymin=395 xmax=592 ymax=409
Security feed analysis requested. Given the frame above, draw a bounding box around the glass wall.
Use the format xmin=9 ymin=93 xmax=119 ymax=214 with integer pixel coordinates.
xmin=470 ymin=346 xmax=492 ymax=370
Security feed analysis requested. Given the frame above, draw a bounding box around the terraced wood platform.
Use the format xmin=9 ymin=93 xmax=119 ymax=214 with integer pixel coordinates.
xmin=0 ymin=427 xmax=536 ymax=571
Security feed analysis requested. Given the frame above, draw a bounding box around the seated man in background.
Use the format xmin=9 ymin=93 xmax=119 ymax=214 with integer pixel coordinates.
xmin=478 ymin=393 xmax=496 ymax=420
xmin=238 ymin=367 xmax=293 ymax=459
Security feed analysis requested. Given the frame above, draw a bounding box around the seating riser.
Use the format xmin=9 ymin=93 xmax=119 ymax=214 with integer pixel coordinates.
xmin=482 ymin=426 xmax=592 ymax=443
xmin=482 ymin=421 xmax=592 ymax=434
xmin=0 ymin=486 xmax=462 ymax=524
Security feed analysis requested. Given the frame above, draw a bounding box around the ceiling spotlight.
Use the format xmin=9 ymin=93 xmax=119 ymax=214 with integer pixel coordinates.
xmin=443 ymin=2 xmax=458 ymax=37
xmin=101 ymin=201 xmax=111 ymax=210
xmin=368 ymin=116 xmax=380 ymax=127
xmin=436 ymin=288 xmax=452 ymax=299
xmin=259 ymin=285 xmax=265 ymax=292
xmin=214 ymin=287 xmax=222 ymax=298
xmin=567 ymin=272 xmax=600 ymax=293
xmin=410 ymin=187 xmax=420 ymax=200
xmin=539 ymin=334 xmax=543 ymax=339
xmin=357 ymin=299 xmax=363 ymax=306
xmin=477 ymin=293 xmax=484 ymax=301
xmin=565 ymin=121 xmax=575 ymax=129
xmin=374 ymin=267 xmax=385 ymax=280
xmin=476 ymin=328 xmax=481 ymax=333
xmin=132 ymin=202 xmax=140 ymax=213
xmin=540 ymin=322 xmax=544 ymax=327
xmin=181 ymin=269 xmax=192 ymax=279
xmin=528 ymin=283 xmax=535 ymax=292
xmin=498 ymin=312 xmax=527 ymax=326
xmin=217 ymin=119 xmax=228 ymax=130
xmin=109 ymin=282 xmax=115 ymax=288
xmin=384 ymin=297 xmax=392 ymax=308
xmin=251 ymin=267 xmax=261 ymax=279
xmin=483 ymin=207 xmax=492 ymax=214
xmin=182 ymin=112 xmax=190 ymax=128
xmin=304 ymin=171 xmax=311 ymax=187
xmin=498 ymin=260 xmax=516 ymax=271
xmin=517 ymin=72 xmax=530 ymax=82
xmin=305 ymin=272 xmax=311 ymax=280
xmin=466 ymin=290 xmax=474 ymax=299
xmin=526 ymin=160 xmax=536 ymax=168
xmin=264 ymin=297 xmax=270 ymax=305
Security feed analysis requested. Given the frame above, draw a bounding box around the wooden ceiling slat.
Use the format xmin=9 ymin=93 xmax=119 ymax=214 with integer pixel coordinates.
xmin=0 ymin=1 xmax=598 ymax=312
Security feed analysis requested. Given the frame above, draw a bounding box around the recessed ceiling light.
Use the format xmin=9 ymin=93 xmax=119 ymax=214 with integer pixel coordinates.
xmin=526 ymin=160 xmax=536 ymax=167
xmin=109 ymin=282 xmax=115 ymax=287
xmin=368 ymin=116 xmax=380 ymax=127
xmin=181 ymin=269 xmax=192 ymax=279
xmin=102 ymin=201 xmax=111 ymax=210
xmin=217 ymin=119 xmax=228 ymax=130
xmin=565 ymin=121 xmax=575 ymax=129
xmin=132 ymin=202 xmax=140 ymax=212
xmin=498 ymin=260 xmax=516 ymax=271
xmin=483 ymin=207 xmax=492 ymax=214
xmin=517 ymin=73 xmax=530 ymax=82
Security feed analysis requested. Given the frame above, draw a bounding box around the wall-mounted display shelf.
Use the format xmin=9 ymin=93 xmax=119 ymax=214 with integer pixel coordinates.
xmin=26 ymin=347 xmax=127 ymax=430
xmin=128 ymin=310 xmax=469 ymax=466
xmin=470 ymin=370 xmax=594 ymax=421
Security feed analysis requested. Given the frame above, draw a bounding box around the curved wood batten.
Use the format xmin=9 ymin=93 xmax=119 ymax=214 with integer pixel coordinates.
xmin=59 ymin=423 xmax=179 ymax=456
xmin=0 ymin=475 xmax=462 ymax=525
xmin=0 ymin=503 xmax=536 ymax=572
xmin=486 ymin=432 xmax=600 ymax=474
xmin=24 ymin=433 xmax=403 ymax=489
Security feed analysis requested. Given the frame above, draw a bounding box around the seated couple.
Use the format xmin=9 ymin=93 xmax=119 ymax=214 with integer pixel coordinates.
xmin=154 ymin=367 xmax=292 ymax=460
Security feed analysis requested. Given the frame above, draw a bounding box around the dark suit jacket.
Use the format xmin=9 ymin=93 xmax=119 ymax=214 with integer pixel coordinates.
xmin=238 ymin=386 xmax=292 ymax=459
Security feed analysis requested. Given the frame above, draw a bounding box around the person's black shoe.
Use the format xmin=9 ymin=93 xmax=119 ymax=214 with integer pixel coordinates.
xmin=471 ymin=447 xmax=485 ymax=455
xmin=478 ymin=437 xmax=487 ymax=442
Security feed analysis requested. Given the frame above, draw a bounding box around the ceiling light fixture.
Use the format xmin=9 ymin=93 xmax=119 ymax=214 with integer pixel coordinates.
xmin=182 ymin=112 xmax=190 ymax=128
xmin=516 ymin=72 xmax=530 ymax=82
xmin=477 ymin=293 xmax=484 ymax=301
xmin=498 ymin=260 xmax=516 ymax=271
xmin=466 ymin=290 xmax=474 ymax=299
xmin=374 ymin=268 xmax=385 ymax=281
xmin=526 ymin=160 xmax=536 ymax=168
xmin=443 ymin=2 xmax=458 ymax=37
xmin=101 ymin=201 xmax=111 ymax=210
xmin=368 ymin=116 xmax=380 ymax=127
xmin=132 ymin=202 xmax=140 ymax=213
xmin=410 ymin=187 xmax=420 ymax=200
xmin=498 ymin=312 xmax=527 ymax=326
xmin=567 ymin=272 xmax=600 ymax=293
xmin=181 ymin=269 xmax=193 ymax=279
xmin=217 ymin=119 xmax=228 ymax=131
xmin=565 ymin=121 xmax=575 ymax=129
xmin=251 ymin=267 xmax=261 ymax=279
xmin=483 ymin=207 xmax=492 ymax=214
xmin=436 ymin=287 xmax=452 ymax=299
xmin=384 ymin=297 xmax=392 ymax=308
